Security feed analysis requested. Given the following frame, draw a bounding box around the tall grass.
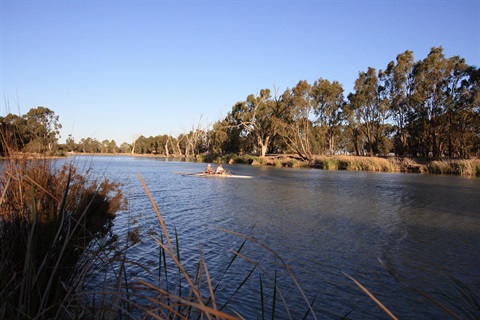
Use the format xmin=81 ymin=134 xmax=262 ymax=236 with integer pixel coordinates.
xmin=428 ymin=159 xmax=480 ymax=176
xmin=312 ymin=155 xmax=400 ymax=172
xmin=131 ymin=173 xmax=318 ymax=319
xmin=0 ymin=156 xmax=126 ymax=319
xmin=208 ymin=152 xmax=480 ymax=176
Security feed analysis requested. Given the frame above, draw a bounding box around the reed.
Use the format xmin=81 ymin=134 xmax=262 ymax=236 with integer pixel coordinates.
xmin=273 ymin=158 xmax=283 ymax=167
xmin=312 ymin=155 xmax=400 ymax=172
xmin=134 ymin=173 xmax=318 ymax=319
xmin=375 ymin=258 xmax=480 ymax=320
xmin=233 ymin=154 xmax=264 ymax=165
xmin=428 ymin=159 xmax=480 ymax=176
xmin=0 ymin=155 xmax=127 ymax=319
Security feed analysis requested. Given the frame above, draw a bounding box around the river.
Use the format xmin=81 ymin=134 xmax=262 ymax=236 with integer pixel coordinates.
xmin=71 ymin=155 xmax=480 ymax=319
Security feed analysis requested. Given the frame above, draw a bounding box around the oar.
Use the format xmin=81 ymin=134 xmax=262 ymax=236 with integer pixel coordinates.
xmin=173 ymin=172 xmax=202 ymax=176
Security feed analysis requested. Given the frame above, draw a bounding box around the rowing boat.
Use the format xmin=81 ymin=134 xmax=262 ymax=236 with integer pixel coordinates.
xmin=189 ymin=172 xmax=253 ymax=179
xmin=174 ymin=171 xmax=254 ymax=179
xmin=193 ymin=173 xmax=253 ymax=179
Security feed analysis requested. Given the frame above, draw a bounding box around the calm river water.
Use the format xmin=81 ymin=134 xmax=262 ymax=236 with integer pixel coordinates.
xmin=71 ymin=155 xmax=480 ymax=319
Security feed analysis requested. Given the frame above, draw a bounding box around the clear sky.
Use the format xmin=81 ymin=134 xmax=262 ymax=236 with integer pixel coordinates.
xmin=1 ymin=0 xmax=479 ymax=145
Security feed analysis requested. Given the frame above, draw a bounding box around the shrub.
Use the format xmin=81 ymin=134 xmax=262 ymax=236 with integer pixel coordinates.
xmin=0 ymin=157 xmax=127 ymax=319
xmin=322 ymin=158 xmax=339 ymax=170
xmin=427 ymin=159 xmax=480 ymax=176
xmin=273 ymin=158 xmax=283 ymax=167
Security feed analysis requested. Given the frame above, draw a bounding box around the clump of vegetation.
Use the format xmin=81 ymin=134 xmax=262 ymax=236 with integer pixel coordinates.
xmin=206 ymin=153 xmax=480 ymax=177
xmin=311 ymin=156 xmax=400 ymax=172
xmin=340 ymin=156 xmax=397 ymax=172
xmin=273 ymin=158 xmax=283 ymax=167
xmin=427 ymin=159 xmax=480 ymax=176
xmin=223 ymin=153 xmax=262 ymax=165
xmin=0 ymin=156 xmax=126 ymax=319
xmin=395 ymin=157 xmax=427 ymax=173
xmin=0 ymin=106 xmax=64 ymax=156
xmin=286 ymin=158 xmax=302 ymax=168
xmin=320 ymin=157 xmax=339 ymax=170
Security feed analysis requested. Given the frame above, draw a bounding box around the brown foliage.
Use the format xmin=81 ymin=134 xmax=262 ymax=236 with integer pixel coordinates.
xmin=0 ymin=157 xmax=126 ymax=319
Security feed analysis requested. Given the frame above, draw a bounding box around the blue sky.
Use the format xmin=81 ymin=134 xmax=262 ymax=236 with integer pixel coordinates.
xmin=1 ymin=0 xmax=479 ymax=144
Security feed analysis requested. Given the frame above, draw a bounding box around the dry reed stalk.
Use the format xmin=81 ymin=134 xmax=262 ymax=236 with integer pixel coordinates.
xmin=343 ymin=273 xmax=398 ymax=320
xmin=138 ymin=172 xmax=241 ymax=319
xmin=217 ymin=228 xmax=318 ymax=320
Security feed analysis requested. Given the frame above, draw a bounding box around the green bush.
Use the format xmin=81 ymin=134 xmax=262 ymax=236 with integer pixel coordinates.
xmin=322 ymin=158 xmax=338 ymax=170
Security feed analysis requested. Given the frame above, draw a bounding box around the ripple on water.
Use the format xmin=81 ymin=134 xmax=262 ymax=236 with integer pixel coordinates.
xmin=83 ymin=157 xmax=480 ymax=319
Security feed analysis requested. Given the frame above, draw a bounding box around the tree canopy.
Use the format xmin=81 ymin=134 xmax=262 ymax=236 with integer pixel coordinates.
xmin=1 ymin=107 xmax=62 ymax=155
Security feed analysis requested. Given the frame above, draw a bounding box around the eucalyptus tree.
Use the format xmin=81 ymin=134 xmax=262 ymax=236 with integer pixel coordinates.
xmin=208 ymin=117 xmax=243 ymax=154
xmin=455 ymin=65 xmax=480 ymax=158
xmin=101 ymin=139 xmax=110 ymax=153
xmin=108 ymin=140 xmax=117 ymax=153
xmin=229 ymin=89 xmax=275 ymax=157
xmin=442 ymin=57 xmax=479 ymax=158
xmin=176 ymin=133 xmax=188 ymax=156
xmin=311 ymin=78 xmax=345 ymax=155
xmin=0 ymin=113 xmax=29 ymax=152
xmin=80 ymin=137 xmax=101 ymax=153
xmin=24 ymin=106 xmax=62 ymax=154
xmin=348 ymin=67 xmax=388 ymax=157
xmin=133 ymin=135 xmax=162 ymax=154
xmin=208 ymin=119 xmax=227 ymax=154
xmin=408 ymin=47 xmax=455 ymax=157
xmin=147 ymin=135 xmax=165 ymax=154
xmin=134 ymin=135 xmax=164 ymax=154
xmin=165 ymin=135 xmax=183 ymax=156
xmin=131 ymin=134 xmax=140 ymax=155
xmin=120 ymin=142 xmax=132 ymax=153
xmin=379 ymin=50 xmax=415 ymax=156
xmin=155 ymin=135 xmax=170 ymax=155
xmin=181 ymin=116 xmax=208 ymax=157
xmin=342 ymin=104 xmax=365 ymax=155
xmin=133 ymin=135 xmax=145 ymax=154
xmin=275 ymin=80 xmax=318 ymax=160
xmin=441 ymin=55 xmax=470 ymax=157
xmin=65 ymin=134 xmax=76 ymax=152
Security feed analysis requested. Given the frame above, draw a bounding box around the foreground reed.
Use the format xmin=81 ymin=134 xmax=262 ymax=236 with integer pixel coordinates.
xmin=0 ymin=156 xmax=126 ymax=319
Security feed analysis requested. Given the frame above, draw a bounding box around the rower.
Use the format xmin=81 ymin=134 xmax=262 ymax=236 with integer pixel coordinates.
xmin=205 ymin=164 xmax=214 ymax=174
xmin=215 ymin=164 xmax=226 ymax=174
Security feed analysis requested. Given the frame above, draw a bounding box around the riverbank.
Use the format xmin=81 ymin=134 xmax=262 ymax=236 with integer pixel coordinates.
xmin=212 ymin=154 xmax=480 ymax=177
xmin=6 ymin=152 xmax=479 ymax=177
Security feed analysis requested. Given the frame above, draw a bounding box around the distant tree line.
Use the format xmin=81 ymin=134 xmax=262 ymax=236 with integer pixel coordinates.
xmin=2 ymin=47 xmax=478 ymax=159
xmin=133 ymin=47 xmax=480 ymax=160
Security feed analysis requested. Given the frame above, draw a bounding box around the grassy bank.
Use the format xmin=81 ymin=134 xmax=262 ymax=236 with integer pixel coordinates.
xmin=427 ymin=159 xmax=480 ymax=176
xmin=55 ymin=152 xmax=480 ymax=177
xmin=215 ymin=154 xmax=480 ymax=177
